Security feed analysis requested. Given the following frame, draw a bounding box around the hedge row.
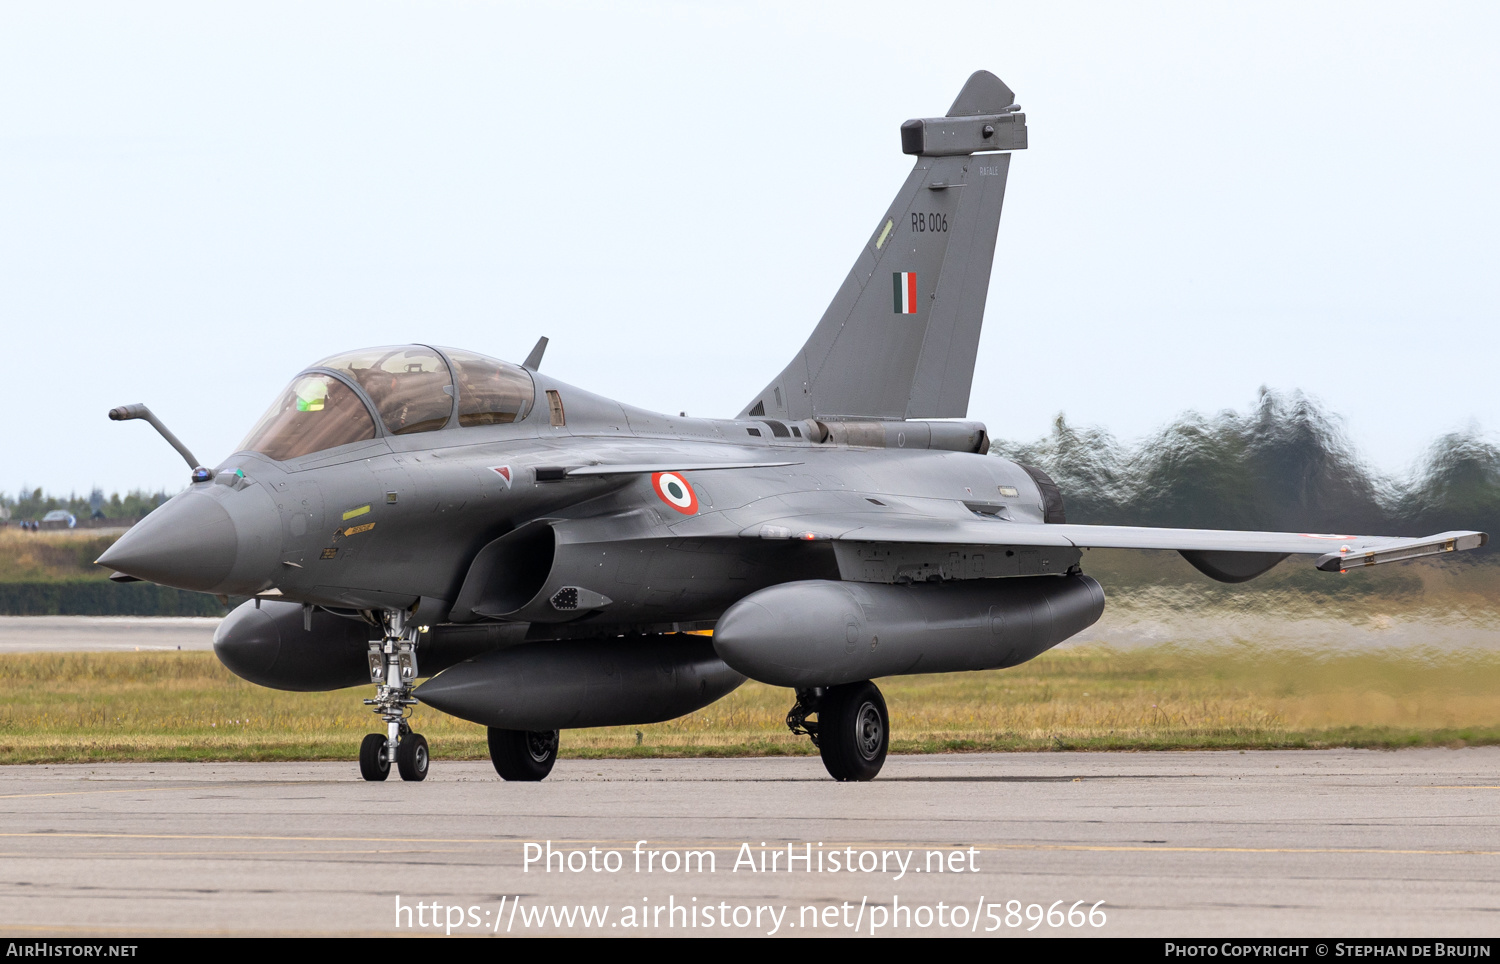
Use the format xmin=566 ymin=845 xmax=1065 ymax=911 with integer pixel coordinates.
xmin=0 ymin=582 xmax=229 ymax=616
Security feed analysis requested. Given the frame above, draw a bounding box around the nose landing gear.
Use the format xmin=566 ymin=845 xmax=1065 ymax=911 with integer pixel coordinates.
xmin=787 ymin=680 xmax=889 ymax=782
xmin=359 ymin=609 xmax=429 ymax=782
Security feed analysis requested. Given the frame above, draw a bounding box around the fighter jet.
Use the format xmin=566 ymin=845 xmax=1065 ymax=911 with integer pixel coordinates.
xmin=98 ymin=71 xmax=1487 ymax=783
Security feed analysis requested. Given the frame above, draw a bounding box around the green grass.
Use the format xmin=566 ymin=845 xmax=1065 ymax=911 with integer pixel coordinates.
xmin=3 ymin=645 xmax=1500 ymax=764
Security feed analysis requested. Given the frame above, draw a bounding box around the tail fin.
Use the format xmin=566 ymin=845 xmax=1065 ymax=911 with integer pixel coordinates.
xmin=742 ymin=70 xmax=1026 ymax=421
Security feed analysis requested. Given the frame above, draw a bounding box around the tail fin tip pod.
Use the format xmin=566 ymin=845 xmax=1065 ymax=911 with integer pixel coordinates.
xmin=741 ymin=71 xmax=1026 ymax=422
xmin=946 ymin=69 xmax=1015 ymax=117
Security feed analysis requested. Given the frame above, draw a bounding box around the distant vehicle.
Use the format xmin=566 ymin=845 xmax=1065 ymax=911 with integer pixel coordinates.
xmin=100 ymin=71 xmax=1487 ymax=785
xmin=40 ymin=510 xmax=76 ymax=529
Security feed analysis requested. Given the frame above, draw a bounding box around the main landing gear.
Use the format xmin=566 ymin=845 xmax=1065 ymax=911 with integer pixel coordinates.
xmin=487 ymin=727 xmax=560 ymax=781
xmin=359 ymin=609 xmax=429 ymax=782
xmin=787 ymin=679 xmax=889 ymax=782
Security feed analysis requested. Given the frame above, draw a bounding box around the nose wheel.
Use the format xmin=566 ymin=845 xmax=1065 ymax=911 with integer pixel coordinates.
xmin=358 ymin=732 xmax=389 ymax=781
xmin=358 ymin=609 xmax=430 ymax=782
xmin=787 ymin=680 xmax=889 ymax=782
xmin=396 ymin=732 xmax=430 ymax=782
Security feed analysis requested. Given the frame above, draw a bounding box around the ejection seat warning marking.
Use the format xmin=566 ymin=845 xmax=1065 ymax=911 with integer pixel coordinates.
xmin=340 ymin=522 xmax=376 ymax=538
xmin=893 ymin=273 xmax=917 ymax=314
xmin=321 ymin=548 xmax=338 ymax=560
xmin=489 ymin=466 xmax=513 ymax=489
xmin=652 ymin=472 xmax=699 ymax=515
xmin=342 ymin=504 xmax=371 ymax=521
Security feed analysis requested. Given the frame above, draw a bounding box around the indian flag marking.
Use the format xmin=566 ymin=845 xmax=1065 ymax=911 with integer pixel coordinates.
xmin=892 ymin=272 xmax=917 ymax=314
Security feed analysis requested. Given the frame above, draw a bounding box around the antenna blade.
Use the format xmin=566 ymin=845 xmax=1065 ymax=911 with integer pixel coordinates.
xmin=523 ymin=336 xmax=549 ymax=371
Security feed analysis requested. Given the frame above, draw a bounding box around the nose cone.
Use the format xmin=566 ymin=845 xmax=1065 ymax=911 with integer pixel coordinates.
xmin=97 ymin=490 xmax=240 ymax=592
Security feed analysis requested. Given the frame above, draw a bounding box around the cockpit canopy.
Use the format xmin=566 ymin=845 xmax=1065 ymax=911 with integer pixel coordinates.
xmin=238 ymin=345 xmax=536 ymax=461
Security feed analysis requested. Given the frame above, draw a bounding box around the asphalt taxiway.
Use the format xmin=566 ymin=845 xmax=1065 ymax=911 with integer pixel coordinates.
xmin=0 ymin=749 xmax=1496 ymax=937
xmin=0 ymin=616 xmax=217 ymax=653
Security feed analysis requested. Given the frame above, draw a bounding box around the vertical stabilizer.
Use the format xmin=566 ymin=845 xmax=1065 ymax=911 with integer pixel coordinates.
xmin=741 ymin=71 xmax=1025 ymax=421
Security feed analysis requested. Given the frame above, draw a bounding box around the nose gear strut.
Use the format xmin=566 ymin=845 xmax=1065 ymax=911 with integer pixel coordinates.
xmin=359 ymin=608 xmax=429 ymax=781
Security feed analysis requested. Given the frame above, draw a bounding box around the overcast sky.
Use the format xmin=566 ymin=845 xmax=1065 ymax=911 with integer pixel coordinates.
xmin=2 ymin=2 xmax=1496 ymax=496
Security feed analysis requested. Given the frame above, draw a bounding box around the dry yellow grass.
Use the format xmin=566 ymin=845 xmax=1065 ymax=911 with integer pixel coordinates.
xmin=3 ymin=644 xmax=1500 ymax=763
xmin=0 ymin=529 xmax=120 ymax=582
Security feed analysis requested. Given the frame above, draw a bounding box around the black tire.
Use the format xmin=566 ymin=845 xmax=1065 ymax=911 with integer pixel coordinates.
xmin=396 ymin=733 xmax=430 ymax=782
xmin=817 ymin=680 xmax=888 ymax=782
xmin=487 ymin=728 xmax=559 ymax=781
xmin=359 ymin=733 xmax=390 ymax=782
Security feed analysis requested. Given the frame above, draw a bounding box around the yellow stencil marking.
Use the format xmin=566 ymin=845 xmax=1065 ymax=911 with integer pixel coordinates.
xmin=343 ymin=522 xmax=375 ymax=537
xmin=341 ymin=504 xmax=371 ymax=521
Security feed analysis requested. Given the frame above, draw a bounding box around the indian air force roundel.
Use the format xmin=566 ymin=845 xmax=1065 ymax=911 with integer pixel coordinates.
xmin=652 ymin=472 xmax=699 ymax=515
xmin=892 ymin=272 xmax=917 ymax=314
